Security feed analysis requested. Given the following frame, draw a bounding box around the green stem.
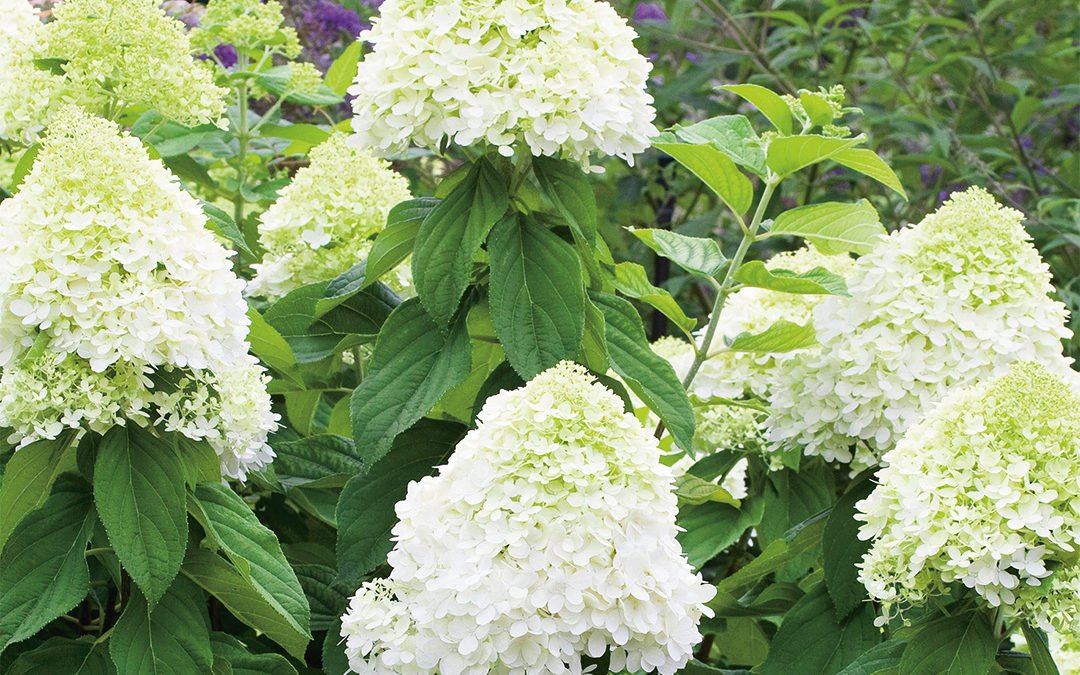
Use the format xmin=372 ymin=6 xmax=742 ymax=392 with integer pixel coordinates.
xmin=233 ymin=55 xmax=251 ymax=237
xmin=680 ymin=180 xmax=778 ymax=391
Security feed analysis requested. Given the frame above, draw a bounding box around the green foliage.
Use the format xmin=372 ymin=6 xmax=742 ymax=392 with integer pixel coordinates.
xmin=109 ymin=577 xmax=213 ymax=675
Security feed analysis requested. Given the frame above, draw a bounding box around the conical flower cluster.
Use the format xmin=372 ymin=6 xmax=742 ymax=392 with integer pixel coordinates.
xmin=0 ymin=0 xmax=59 ymax=145
xmin=347 ymin=0 xmax=657 ymax=165
xmin=247 ymin=134 xmax=413 ymax=299
xmin=856 ymin=361 xmax=1080 ymax=640
xmin=766 ymin=188 xmax=1074 ymax=468
xmin=0 ymin=108 xmax=275 ymax=478
xmin=341 ymin=362 xmax=715 ymax=674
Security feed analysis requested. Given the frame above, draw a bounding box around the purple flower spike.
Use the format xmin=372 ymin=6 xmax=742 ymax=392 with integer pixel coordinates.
xmin=214 ymin=44 xmax=239 ymax=69
xmin=633 ymin=2 xmax=668 ymax=24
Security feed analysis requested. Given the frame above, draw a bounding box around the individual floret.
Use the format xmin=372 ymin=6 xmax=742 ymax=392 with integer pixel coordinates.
xmin=341 ymin=361 xmax=715 ymax=674
xmin=767 ymin=188 xmax=1074 ymax=468
xmin=347 ymin=0 xmax=657 ymax=165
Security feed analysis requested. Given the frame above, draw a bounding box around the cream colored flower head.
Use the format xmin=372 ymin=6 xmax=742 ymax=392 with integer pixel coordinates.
xmin=34 ymin=0 xmax=226 ymax=126
xmin=247 ymin=134 xmax=413 ymax=300
xmin=341 ymin=361 xmax=715 ymax=674
xmin=856 ymin=361 xmax=1080 ymax=640
xmin=0 ymin=108 xmax=275 ymax=478
xmin=0 ymin=0 xmax=60 ymax=145
xmin=766 ymin=187 xmax=1074 ymax=469
xmin=347 ymin=0 xmax=658 ymax=165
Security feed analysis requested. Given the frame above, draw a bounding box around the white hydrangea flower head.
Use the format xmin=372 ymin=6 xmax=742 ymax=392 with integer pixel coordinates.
xmin=341 ymin=361 xmax=715 ymax=674
xmin=0 ymin=0 xmax=61 ymax=145
xmin=347 ymin=0 xmax=657 ymax=165
xmin=856 ymin=361 xmax=1080 ymax=639
xmin=247 ymin=134 xmax=414 ymax=299
xmin=0 ymin=108 xmax=276 ymax=478
xmin=690 ymin=246 xmax=856 ymax=401
xmin=766 ymin=188 xmax=1074 ymax=469
xmin=35 ymin=0 xmax=226 ymax=126
xmin=1050 ymin=632 xmax=1080 ymax=674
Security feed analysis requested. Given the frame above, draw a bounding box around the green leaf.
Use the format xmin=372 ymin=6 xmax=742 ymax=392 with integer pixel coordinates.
xmin=245 ymin=307 xmax=299 ymax=381
xmin=210 ymin=633 xmax=298 ymax=675
xmin=760 ymin=584 xmax=880 ymax=675
xmin=590 ymin=291 xmax=696 ymax=452
xmin=324 ymin=40 xmax=363 ymax=96
xmin=673 ymin=472 xmax=740 ymax=506
xmin=612 ymin=262 xmax=697 ymax=337
xmin=657 ymin=114 xmax=766 ymax=176
xmin=322 ymin=618 xmax=350 ymax=675
xmin=764 ymin=200 xmax=885 ymax=255
xmin=293 ymin=564 xmax=350 ymax=632
xmin=413 ymin=159 xmax=509 ymax=326
xmin=835 ymin=640 xmax=908 ymax=675
xmin=716 ymin=515 xmax=827 ymax=595
xmin=4 ymin=636 xmax=116 ymax=674
xmin=800 ymin=91 xmax=834 ymax=126
xmin=258 ymin=123 xmax=331 ymax=147
xmin=727 ymin=320 xmax=816 ymax=353
xmin=109 ymin=576 xmax=213 ymax=675
xmin=94 ymin=426 xmax=188 ymax=607
xmin=766 ymin=135 xmax=865 ymax=178
xmin=351 ymin=299 xmax=472 ymax=465
xmin=181 ymin=549 xmax=309 ymax=660
xmin=337 ymin=420 xmax=464 ymax=585
xmin=678 ymin=498 xmax=764 ymax=569
xmin=824 ymin=473 xmax=876 ymax=620
xmin=0 ymin=433 xmax=76 ymax=554
xmin=201 ymin=203 xmax=255 ymax=258
xmin=10 ymin=143 xmax=39 ymax=190
xmin=0 ymin=479 xmax=95 ymax=652
xmin=1020 ymin=623 xmax=1060 ymax=675
xmin=655 ymin=142 xmax=753 ymax=215
xmin=271 ymin=434 xmax=363 ymax=489
xmin=898 ymin=612 xmax=997 ymax=675
xmin=365 ymin=198 xmax=438 ymax=289
xmin=628 ymin=228 xmax=726 ymax=278
xmin=189 ymin=483 xmax=311 ymax=653
xmin=488 ymin=216 xmax=585 ymax=379
xmin=733 ymin=260 xmax=849 ymax=295
xmin=831 ymin=148 xmax=907 ymax=199
xmin=532 ymin=155 xmax=597 ymax=247
xmin=720 ymin=83 xmax=794 ymax=134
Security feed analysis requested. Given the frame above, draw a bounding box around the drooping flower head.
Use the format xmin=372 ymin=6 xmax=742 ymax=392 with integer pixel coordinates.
xmin=347 ymin=0 xmax=658 ymax=165
xmin=341 ymin=361 xmax=715 ymax=674
xmin=766 ymin=188 xmax=1074 ymax=469
xmin=34 ymin=0 xmax=226 ymax=127
xmin=856 ymin=361 xmax=1080 ymax=640
xmin=246 ymin=134 xmax=413 ymax=299
xmin=191 ymin=0 xmax=302 ymax=60
xmin=0 ymin=108 xmax=276 ymax=478
xmin=686 ymin=246 xmax=856 ymax=402
xmin=0 ymin=0 xmax=60 ymax=145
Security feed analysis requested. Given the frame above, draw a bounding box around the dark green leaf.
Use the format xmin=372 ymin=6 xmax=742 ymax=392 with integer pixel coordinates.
xmin=271 ymin=434 xmax=363 ymax=489
xmin=94 ymin=426 xmax=187 ymax=607
xmin=898 ymin=611 xmax=997 ymax=675
xmin=210 ymin=633 xmax=298 ymax=675
xmin=293 ymin=564 xmax=349 ymax=633
xmin=350 ymin=299 xmax=472 ymax=466
xmin=189 ymin=483 xmax=311 ymax=652
xmin=678 ymin=498 xmax=764 ymax=569
xmin=532 ymin=155 xmax=597 ymax=247
xmin=413 ymin=159 xmax=508 ymax=326
xmin=835 ymin=640 xmax=908 ymax=675
xmin=760 ymin=584 xmax=880 ymax=675
xmin=1021 ymin=623 xmax=1061 ymax=675
xmin=337 ymin=420 xmax=464 ymax=585
xmin=0 ymin=433 xmax=77 ymax=553
xmin=488 ymin=216 xmax=585 ymax=378
xmin=590 ymin=291 xmax=696 ymax=452
xmin=245 ymin=307 xmax=299 ymax=379
xmin=716 ymin=515 xmax=827 ymax=595
xmin=733 ymin=260 xmax=849 ymax=295
xmin=3 ymin=636 xmax=116 ymax=674
xmin=109 ymin=576 xmax=213 ymax=675
xmin=824 ymin=473 xmax=876 ymax=620
xmin=365 ymin=198 xmax=438 ymax=288
xmin=10 ymin=143 xmax=40 ymax=190
xmin=628 ymin=228 xmax=726 ymax=278
xmin=0 ymin=479 xmax=94 ymax=651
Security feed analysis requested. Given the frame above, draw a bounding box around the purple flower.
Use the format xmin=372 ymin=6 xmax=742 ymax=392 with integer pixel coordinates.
xmin=302 ymin=0 xmax=366 ymax=41
xmin=214 ymin=44 xmax=238 ymax=69
xmin=633 ymin=2 xmax=668 ymax=24
xmin=685 ymin=52 xmax=701 ymax=64
xmin=919 ymin=163 xmax=942 ymax=188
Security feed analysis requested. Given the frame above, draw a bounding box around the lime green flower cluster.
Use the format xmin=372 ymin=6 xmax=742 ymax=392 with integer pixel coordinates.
xmin=0 ymin=0 xmax=61 ymax=144
xmin=192 ymin=0 xmax=301 ymax=60
xmin=247 ymin=134 xmax=413 ymax=299
xmin=287 ymin=62 xmax=324 ymax=96
xmin=857 ymin=361 xmax=1080 ymax=640
xmin=33 ymin=0 xmax=226 ymax=126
